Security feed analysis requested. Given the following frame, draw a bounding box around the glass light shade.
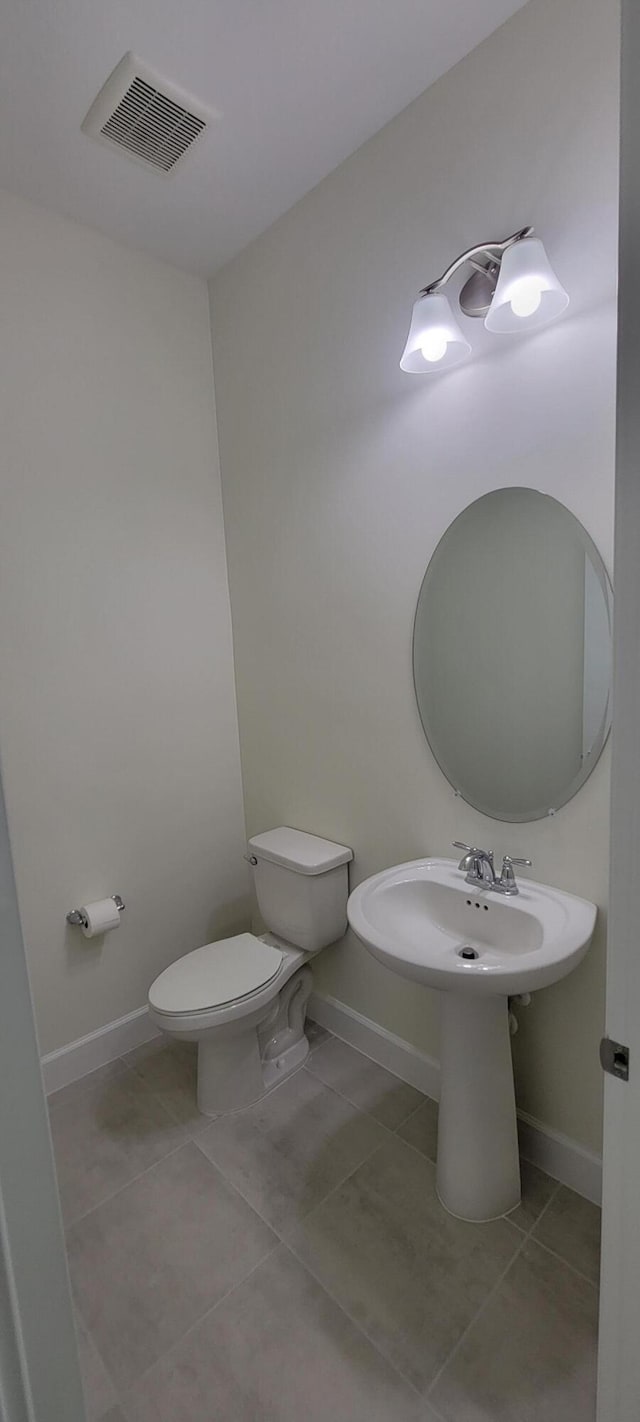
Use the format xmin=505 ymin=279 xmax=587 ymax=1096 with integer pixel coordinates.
xmin=485 ymin=236 xmax=569 ymax=333
xmin=400 ymin=292 xmax=471 ymax=373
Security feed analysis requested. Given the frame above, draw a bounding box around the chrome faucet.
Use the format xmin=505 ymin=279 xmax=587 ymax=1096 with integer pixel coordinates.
xmin=454 ymin=843 xmax=496 ymax=887
xmin=453 ymin=843 xmax=532 ymax=896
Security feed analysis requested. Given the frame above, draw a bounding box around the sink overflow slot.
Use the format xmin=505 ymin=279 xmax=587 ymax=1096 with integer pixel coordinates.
xmin=459 ymin=947 xmax=479 ymax=961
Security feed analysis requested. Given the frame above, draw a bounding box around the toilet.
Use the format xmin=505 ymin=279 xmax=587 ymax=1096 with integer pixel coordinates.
xmin=148 ymin=827 xmax=353 ymax=1114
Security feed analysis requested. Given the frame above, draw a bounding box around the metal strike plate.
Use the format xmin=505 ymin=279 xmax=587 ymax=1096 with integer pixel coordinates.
xmin=600 ymin=1036 xmax=630 ymax=1081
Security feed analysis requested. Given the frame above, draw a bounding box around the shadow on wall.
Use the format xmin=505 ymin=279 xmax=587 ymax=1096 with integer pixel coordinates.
xmin=63 ymin=894 xmax=252 ymax=973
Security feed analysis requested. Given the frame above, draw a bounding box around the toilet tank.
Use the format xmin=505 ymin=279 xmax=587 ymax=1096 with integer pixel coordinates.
xmin=247 ymin=827 xmax=353 ymax=953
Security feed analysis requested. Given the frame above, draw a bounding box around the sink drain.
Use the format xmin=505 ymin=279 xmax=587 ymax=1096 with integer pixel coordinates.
xmin=458 ymin=946 xmax=479 ymax=961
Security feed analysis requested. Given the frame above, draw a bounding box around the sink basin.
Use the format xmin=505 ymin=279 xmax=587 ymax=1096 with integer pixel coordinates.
xmin=347 ymin=857 xmax=597 ymax=1223
xmin=347 ymin=857 xmax=596 ymax=996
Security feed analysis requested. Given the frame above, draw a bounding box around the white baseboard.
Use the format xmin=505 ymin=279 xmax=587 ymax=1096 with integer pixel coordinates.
xmin=41 ymin=989 xmax=603 ymax=1207
xmin=308 ymin=990 xmax=441 ymax=1099
xmin=308 ymin=990 xmax=602 ymax=1207
xmin=517 ymin=1111 xmax=602 ymax=1206
xmin=41 ymin=1006 xmax=161 ymax=1096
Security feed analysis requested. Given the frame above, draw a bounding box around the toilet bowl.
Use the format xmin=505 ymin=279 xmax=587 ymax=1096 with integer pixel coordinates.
xmin=148 ymin=828 xmax=352 ymax=1114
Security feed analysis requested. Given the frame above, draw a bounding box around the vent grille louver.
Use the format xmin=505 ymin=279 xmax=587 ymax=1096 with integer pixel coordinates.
xmin=101 ymin=77 xmax=206 ymax=172
xmin=82 ymin=53 xmax=214 ymax=174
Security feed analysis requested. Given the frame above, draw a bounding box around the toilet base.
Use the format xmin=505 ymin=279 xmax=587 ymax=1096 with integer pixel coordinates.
xmin=262 ymin=1034 xmax=309 ymax=1092
xmin=197 ymin=964 xmax=313 ymax=1115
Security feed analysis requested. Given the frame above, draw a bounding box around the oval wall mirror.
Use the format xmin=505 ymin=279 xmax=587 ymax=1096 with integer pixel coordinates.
xmin=413 ymin=487 xmax=613 ymax=822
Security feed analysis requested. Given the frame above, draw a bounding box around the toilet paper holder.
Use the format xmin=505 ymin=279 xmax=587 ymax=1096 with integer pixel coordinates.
xmin=66 ymin=895 xmax=125 ymax=929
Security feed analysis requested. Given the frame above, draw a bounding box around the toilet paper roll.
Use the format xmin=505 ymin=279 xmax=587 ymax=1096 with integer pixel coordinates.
xmin=81 ymin=898 xmax=121 ymax=939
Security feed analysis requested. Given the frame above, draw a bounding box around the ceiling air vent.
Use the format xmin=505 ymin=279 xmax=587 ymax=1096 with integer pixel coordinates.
xmin=82 ymin=53 xmax=216 ymax=174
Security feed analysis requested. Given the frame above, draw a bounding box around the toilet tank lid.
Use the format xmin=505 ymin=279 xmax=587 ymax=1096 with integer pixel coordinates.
xmin=248 ymin=827 xmax=353 ymax=875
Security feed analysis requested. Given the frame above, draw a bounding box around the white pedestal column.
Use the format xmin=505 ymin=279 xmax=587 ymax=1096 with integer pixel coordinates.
xmin=436 ymin=992 xmax=521 ymax=1222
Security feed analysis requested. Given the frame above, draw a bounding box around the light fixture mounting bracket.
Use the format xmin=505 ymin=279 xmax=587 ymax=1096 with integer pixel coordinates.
xmin=458 ymin=264 xmax=500 ymax=318
xmin=420 ymin=226 xmax=534 ymax=316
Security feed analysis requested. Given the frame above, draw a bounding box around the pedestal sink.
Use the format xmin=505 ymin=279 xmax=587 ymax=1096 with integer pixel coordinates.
xmin=347 ymin=858 xmax=596 ymax=1222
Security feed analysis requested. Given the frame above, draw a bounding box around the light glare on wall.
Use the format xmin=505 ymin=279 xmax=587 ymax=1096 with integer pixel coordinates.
xmin=400 ymin=227 xmax=569 ymax=374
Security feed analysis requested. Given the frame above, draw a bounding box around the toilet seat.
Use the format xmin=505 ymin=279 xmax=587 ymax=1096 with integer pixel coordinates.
xmin=149 ymin=933 xmax=284 ymax=1016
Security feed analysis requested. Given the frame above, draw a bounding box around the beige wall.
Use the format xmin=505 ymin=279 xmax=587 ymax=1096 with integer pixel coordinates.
xmin=0 ymin=189 xmax=249 ymax=1055
xmin=210 ymin=0 xmax=619 ymax=1154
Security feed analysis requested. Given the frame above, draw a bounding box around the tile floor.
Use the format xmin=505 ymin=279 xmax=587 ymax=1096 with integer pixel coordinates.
xmin=49 ymin=1025 xmax=601 ymax=1421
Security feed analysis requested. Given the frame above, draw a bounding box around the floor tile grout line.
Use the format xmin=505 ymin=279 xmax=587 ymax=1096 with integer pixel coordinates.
xmin=253 ymin=1115 xmax=525 ymax=1404
xmin=306 ymin=1029 xmax=333 ymax=1055
xmin=392 ymin=1093 xmax=437 ymax=1135
xmin=67 ymin=1098 xmax=284 ymax=1239
xmin=73 ymin=1148 xmax=284 ymax=1405
xmin=394 ymin=1095 xmax=434 ymax=1133
xmin=302 ymin=1068 xmax=428 ymax=1138
xmin=302 ymin=1056 xmax=570 ymax=1223
xmin=60 ymin=1040 xmax=594 ymax=1417
xmin=118 ymin=1237 xmax=284 ymax=1402
xmin=526 ymin=1231 xmax=600 ymax=1290
xmin=59 ymin=1031 xmax=411 ymax=1138
xmin=59 ymin=1045 xmax=298 ymax=1407
xmin=54 ymin=1032 xmax=396 ymax=1141
xmin=191 ymin=1098 xmax=395 ymax=1244
xmin=62 ymin=1046 xmax=376 ymax=1239
xmin=391 ymin=1109 xmax=563 ymax=1213
xmin=426 ymin=1231 xmax=530 ymax=1400
xmin=361 ymin=1112 xmax=565 ymax=1241
xmin=79 ymin=1159 xmax=569 ymax=1422
xmin=306 ymin=1026 xmax=432 ymax=1093
xmin=371 ymin=1120 xmax=443 ymax=1174
xmin=302 ymin=1057 xmax=387 ymax=1108
xmin=522 ymin=1173 xmax=601 ymax=1288
xmin=115 ymin=1048 xmax=219 ymax=1136
xmin=282 ymin=1232 xmax=428 ymax=1404
xmin=286 ymin=1119 xmax=401 ymax=1225
xmin=56 ymin=1052 xmax=267 ymax=1230
xmin=300 ymin=1065 xmax=403 ymax=1141
xmin=508 ymin=1174 xmax=562 ymax=1237
xmin=303 ymin=1053 xmax=428 ymax=1132
xmin=57 ymin=1045 xmax=564 ymax=1257
xmin=117 ymin=1233 xmax=450 ymax=1413
xmin=235 ymin=1109 xmax=550 ymax=1334
xmin=62 ymin=1040 xmax=595 ymax=1407
xmin=109 ymin=1116 xmax=433 ymax=1409
xmin=198 ymin=1111 xmax=572 ymax=1415
xmin=64 ymin=1137 xmax=191 ymax=1234
xmin=364 ymin=1103 xmax=566 ymax=1228
xmin=509 ymin=1174 xmax=560 ymax=1242
xmin=305 ymin=1043 xmax=599 ymax=1230
xmin=192 ymin=1090 xmax=430 ymax=1400
xmin=425 ymin=1178 xmax=563 ymax=1400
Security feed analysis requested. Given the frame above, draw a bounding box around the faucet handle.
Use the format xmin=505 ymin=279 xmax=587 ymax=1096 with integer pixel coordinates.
xmin=499 ymin=853 xmax=532 ymax=893
xmin=453 ymin=841 xmax=487 ymax=875
xmin=454 ymin=842 xmax=494 ymax=865
xmin=453 ymin=841 xmax=479 ymax=868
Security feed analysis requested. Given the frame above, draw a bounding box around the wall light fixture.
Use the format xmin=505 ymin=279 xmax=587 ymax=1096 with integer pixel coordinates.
xmin=400 ymin=227 xmax=568 ymax=374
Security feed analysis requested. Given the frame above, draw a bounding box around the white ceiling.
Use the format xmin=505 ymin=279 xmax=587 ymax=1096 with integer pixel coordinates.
xmin=0 ymin=0 xmax=529 ymax=277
